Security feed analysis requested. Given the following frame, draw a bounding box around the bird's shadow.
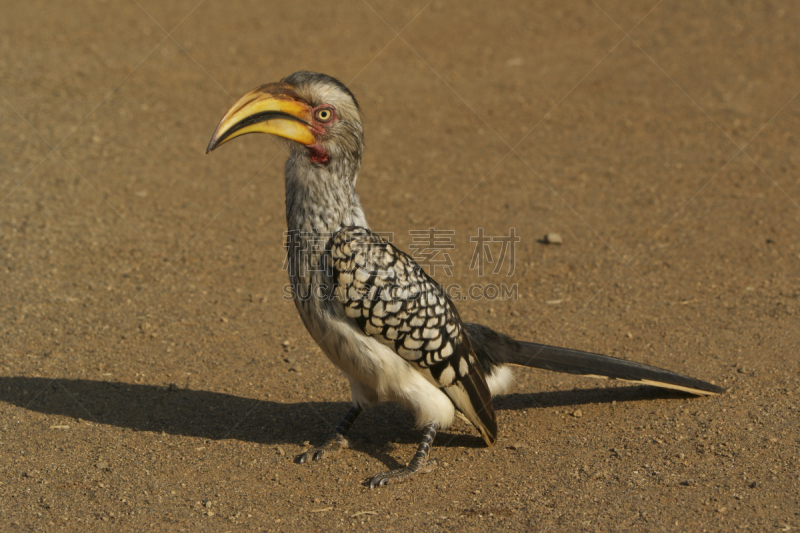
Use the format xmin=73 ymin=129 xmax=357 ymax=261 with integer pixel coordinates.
xmin=0 ymin=376 xmax=687 ymax=467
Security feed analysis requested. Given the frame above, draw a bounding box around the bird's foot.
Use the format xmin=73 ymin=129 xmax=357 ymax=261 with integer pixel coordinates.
xmin=297 ymin=406 xmax=362 ymax=463
xmin=368 ymin=421 xmax=439 ymax=488
xmin=368 ymin=459 xmax=438 ymax=488
xmin=296 ymin=433 xmax=351 ymax=464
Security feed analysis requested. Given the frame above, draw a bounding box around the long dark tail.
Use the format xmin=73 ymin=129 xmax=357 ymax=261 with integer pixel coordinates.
xmin=465 ymin=323 xmax=724 ymax=396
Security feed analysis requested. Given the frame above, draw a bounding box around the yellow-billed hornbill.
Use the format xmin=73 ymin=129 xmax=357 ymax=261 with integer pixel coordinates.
xmin=207 ymin=72 xmax=723 ymax=488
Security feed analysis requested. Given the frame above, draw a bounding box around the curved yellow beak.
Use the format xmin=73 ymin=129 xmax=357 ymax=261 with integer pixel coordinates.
xmin=206 ymin=82 xmax=315 ymax=153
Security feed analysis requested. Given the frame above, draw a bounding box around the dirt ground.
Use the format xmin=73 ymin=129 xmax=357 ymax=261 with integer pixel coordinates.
xmin=2 ymin=0 xmax=799 ymax=530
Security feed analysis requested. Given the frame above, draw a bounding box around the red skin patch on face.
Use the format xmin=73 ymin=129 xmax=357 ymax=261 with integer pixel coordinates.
xmin=307 ymin=142 xmax=329 ymax=164
xmin=306 ymin=105 xmax=337 ymax=165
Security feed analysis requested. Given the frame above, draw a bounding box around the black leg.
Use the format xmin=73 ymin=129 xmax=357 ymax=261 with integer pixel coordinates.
xmin=368 ymin=422 xmax=439 ymax=488
xmin=297 ymin=406 xmax=363 ymax=464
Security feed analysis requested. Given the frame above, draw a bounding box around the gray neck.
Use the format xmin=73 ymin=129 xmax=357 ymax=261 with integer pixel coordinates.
xmin=284 ymin=152 xmax=368 ymax=305
xmin=284 ymin=151 xmax=368 ymax=236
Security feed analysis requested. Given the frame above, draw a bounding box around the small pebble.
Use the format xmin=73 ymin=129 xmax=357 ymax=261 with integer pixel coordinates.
xmin=544 ymin=233 xmax=563 ymax=245
xmin=96 ymin=461 xmax=108 ymax=470
xmin=572 ymin=409 xmax=583 ymax=418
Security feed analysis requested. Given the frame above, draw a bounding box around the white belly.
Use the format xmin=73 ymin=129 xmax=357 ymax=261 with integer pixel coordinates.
xmin=298 ymin=300 xmax=456 ymax=430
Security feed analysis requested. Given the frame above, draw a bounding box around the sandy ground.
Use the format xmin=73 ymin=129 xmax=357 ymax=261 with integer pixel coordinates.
xmin=2 ymin=0 xmax=799 ymax=530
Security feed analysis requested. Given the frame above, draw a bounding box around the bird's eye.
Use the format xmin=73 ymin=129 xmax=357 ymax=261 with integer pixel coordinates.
xmin=315 ymin=108 xmax=333 ymax=122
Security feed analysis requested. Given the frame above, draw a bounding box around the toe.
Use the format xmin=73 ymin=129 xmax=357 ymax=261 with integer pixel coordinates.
xmin=368 ymin=473 xmax=387 ymax=489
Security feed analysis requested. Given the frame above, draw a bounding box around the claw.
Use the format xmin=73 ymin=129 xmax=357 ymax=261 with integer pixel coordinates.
xmin=296 ymin=434 xmax=350 ymax=466
xmin=366 ymin=423 xmax=440 ymax=488
xmin=294 ymin=407 xmax=362 ymax=467
xmin=367 ymin=458 xmax=438 ymax=488
xmin=368 ymin=474 xmax=389 ymax=489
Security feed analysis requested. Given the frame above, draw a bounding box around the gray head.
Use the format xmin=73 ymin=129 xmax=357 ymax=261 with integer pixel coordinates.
xmin=207 ymin=71 xmax=364 ymax=170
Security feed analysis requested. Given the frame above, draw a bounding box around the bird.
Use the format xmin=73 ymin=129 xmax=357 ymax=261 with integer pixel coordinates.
xmin=206 ymin=71 xmax=723 ymax=488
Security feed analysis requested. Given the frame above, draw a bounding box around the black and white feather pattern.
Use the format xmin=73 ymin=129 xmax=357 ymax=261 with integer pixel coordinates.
xmin=208 ymin=72 xmax=723 ymax=486
xmin=328 ymin=226 xmax=497 ymax=444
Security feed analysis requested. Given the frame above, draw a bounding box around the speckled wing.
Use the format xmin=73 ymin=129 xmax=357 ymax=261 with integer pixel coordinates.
xmin=327 ymin=226 xmax=497 ymax=445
